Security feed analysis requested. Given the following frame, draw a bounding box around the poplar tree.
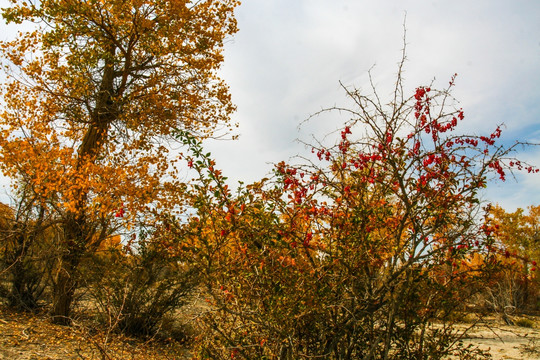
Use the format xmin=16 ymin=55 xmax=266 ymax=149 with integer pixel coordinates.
xmin=0 ymin=0 xmax=239 ymax=324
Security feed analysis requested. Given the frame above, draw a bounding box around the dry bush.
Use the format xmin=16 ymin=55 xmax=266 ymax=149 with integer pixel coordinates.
xmin=81 ymin=231 xmax=200 ymax=338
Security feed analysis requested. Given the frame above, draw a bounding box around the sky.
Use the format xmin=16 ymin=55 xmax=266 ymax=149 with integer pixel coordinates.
xmin=204 ymin=0 xmax=540 ymax=212
xmin=0 ymin=0 xmax=539 ymax=212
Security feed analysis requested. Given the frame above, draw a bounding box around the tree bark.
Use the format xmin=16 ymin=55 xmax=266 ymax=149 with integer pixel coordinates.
xmin=51 ymin=194 xmax=91 ymax=325
xmin=51 ymin=261 xmax=77 ymax=324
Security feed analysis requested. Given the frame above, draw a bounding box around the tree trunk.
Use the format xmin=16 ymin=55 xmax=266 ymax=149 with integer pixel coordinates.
xmin=51 ymin=43 xmax=116 ymax=326
xmin=51 ymin=213 xmax=85 ymax=325
xmin=51 ymin=252 xmax=80 ymax=325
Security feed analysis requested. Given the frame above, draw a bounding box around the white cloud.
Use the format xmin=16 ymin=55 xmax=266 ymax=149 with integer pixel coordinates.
xmin=205 ymin=0 xmax=540 ymax=210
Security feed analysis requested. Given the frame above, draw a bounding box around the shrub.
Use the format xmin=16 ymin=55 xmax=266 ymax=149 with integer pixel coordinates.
xmin=0 ymin=191 xmax=58 ymax=311
xmin=83 ymin=230 xmax=200 ymax=337
xmin=171 ymin=68 xmax=530 ymax=357
xmin=170 ymin=50 xmax=535 ymax=358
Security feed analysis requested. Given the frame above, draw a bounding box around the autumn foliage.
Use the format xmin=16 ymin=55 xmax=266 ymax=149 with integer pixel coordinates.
xmin=481 ymin=205 xmax=540 ymax=313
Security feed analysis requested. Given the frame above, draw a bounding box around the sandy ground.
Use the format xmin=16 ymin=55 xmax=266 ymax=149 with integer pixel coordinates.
xmin=460 ymin=320 xmax=540 ymax=360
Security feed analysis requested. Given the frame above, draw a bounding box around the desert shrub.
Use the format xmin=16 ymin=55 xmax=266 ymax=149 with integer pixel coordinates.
xmin=83 ymin=231 xmax=200 ymax=337
xmin=484 ymin=266 xmax=527 ymax=314
xmin=0 ymin=190 xmax=59 ymax=310
xmin=171 ymin=64 xmax=529 ymax=358
xmin=172 ymin=49 xmax=536 ymax=358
